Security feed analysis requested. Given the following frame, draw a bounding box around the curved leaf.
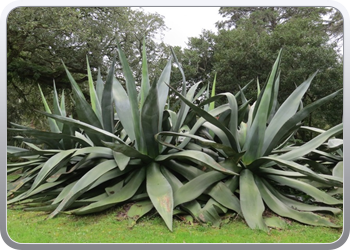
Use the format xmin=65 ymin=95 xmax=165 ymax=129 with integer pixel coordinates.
xmin=173 ymin=171 xmax=226 ymax=207
xmin=255 ymin=176 xmax=340 ymax=227
xmin=147 ymin=163 xmax=174 ymax=231
xmin=239 ymin=169 xmax=268 ymax=232
xmin=48 ymin=160 xmax=118 ymax=218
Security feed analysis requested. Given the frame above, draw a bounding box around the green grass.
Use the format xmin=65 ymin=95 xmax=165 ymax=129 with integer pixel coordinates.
xmin=6 ymin=207 xmax=343 ymax=244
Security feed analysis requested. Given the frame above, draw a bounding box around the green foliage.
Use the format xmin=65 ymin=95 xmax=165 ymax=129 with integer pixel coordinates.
xmin=7 ymin=42 xmax=342 ymax=233
xmin=7 ymin=7 xmax=168 ymax=134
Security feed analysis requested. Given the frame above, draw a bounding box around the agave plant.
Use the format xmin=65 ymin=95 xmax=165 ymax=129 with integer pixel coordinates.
xmin=7 ymin=41 xmax=241 ymax=232
xmin=7 ymin=44 xmax=342 ymax=233
xmin=159 ymin=49 xmax=343 ymax=231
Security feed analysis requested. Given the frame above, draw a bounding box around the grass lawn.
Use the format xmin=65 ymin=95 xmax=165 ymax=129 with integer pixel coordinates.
xmin=6 ymin=206 xmax=343 ymax=244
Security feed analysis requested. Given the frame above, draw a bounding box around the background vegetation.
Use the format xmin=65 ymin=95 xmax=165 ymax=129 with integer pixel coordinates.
xmin=7 ymin=7 xmax=343 ymax=140
xmin=6 ymin=6 xmax=344 ymax=242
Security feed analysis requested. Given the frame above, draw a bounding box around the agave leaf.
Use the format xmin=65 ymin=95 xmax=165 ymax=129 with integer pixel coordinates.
xmin=161 ymin=166 xmax=184 ymax=192
xmin=176 ymin=104 xmax=231 ymax=149
xmin=263 ymin=72 xmax=317 ymax=154
xmin=101 ymin=57 xmax=116 ymax=135
xmin=209 ymin=73 xmax=217 ymax=111
xmin=8 ymin=128 xmax=91 ymax=148
xmin=242 ymin=50 xmax=282 ymax=165
xmin=62 ymin=62 xmax=103 ymax=132
xmin=139 ymin=39 xmax=150 ymax=109
xmin=27 ymin=179 xmax=66 ymax=198
xmin=52 ymin=181 xmax=78 ymax=204
xmin=278 ymin=123 xmax=343 ymax=161
xmin=112 ymin=151 xmax=130 ymax=171
xmin=333 ymin=161 xmax=343 ymax=179
xmin=29 ymin=149 xmax=76 ymax=193
xmin=173 ymin=171 xmax=226 ymax=207
xmin=60 ymin=89 xmax=66 ymax=117
xmin=262 ymin=179 xmax=341 ymax=215
xmin=48 ymin=160 xmax=118 ymax=219
xmin=165 ymin=160 xmax=204 ymax=181
xmin=171 ymin=47 xmax=187 ymax=133
xmin=156 ymin=150 xmax=239 ymax=176
xmin=141 ymin=77 xmax=160 ymax=158
xmin=198 ymin=199 xmax=223 ymax=227
xmin=112 ymin=77 xmax=136 ymax=143
xmin=156 ymin=58 xmax=172 ymax=130
xmin=156 ymin=131 xmax=240 ymax=159
xmin=168 ymin=84 xmax=238 ymax=152
xmin=207 ymin=182 xmax=241 ymax=215
xmin=263 ymin=90 xmax=342 ymax=155
xmin=86 ymin=56 xmax=103 ymax=124
xmin=38 ymin=85 xmax=60 ymax=133
xmin=175 ymin=82 xmax=202 ymax=132
xmin=96 ymin=68 xmax=104 ymax=103
xmin=266 ymin=175 xmax=342 ymax=205
xmin=264 ymin=216 xmax=288 ymax=230
xmin=127 ymin=200 xmax=154 ymax=228
xmin=102 ymin=141 xmax=151 ymax=163
xmin=146 ymin=163 xmax=174 ymax=231
xmin=36 ymin=111 xmax=125 ymax=145
xmin=116 ymin=42 xmax=142 ymax=152
xmin=239 ymin=169 xmax=268 ymax=232
xmin=72 ymin=168 xmax=146 ymax=215
xmin=52 ymin=82 xmax=64 ymax=131
xmin=255 ymin=176 xmax=340 ymax=227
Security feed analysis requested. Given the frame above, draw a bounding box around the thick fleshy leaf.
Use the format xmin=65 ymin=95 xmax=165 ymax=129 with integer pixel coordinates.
xmin=72 ymin=168 xmax=146 ymax=215
xmin=262 ymin=180 xmax=342 ymax=215
xmin=263 ymin=72 xmax=317 ymax=154
xmin=168 ymin=84 xmax=238 ymax=152
xmin=29 ymin=149 xmax=76 ymax=192
xmin=278 ymin=123 xmax=343 ymax=161
xmin=266 ymin=175 xmax=342 ymax=205
xmin=176 ymin=104 xmax=231 ymax=148
xmin=146 ymin=163 xmax=174 ymax=231
xmin=263 ymin=90 xmax=342 ymax=155
xmin=207 ymin=182 xmax=242 ymax=215
xmin=165 ymin=160 xmax=204 ymax=181
xmin=127 ymin=200 xmax=154 ymax=228
xmin=38 ymin=85 xmax=60 ymax=133
xmin=141 ymin=78 xmax=160 ymax=158
xmin=198 ymin=199 xmax=223 ymax=227
xmin=112 ymin=77 xmax=135 ymax=143
xmin=209 ymin=73 xmax=217 ymax=111
xmin=239 ymin=169 xmax=268 ymax=232
xmin=62 ymin=62 xmax=103 ymax=131
xmin=173 ymin=171 xmax=226 ymax=207
xmin=52 ymin=82 xmax=64 ymax=131
xmin=101 ymin=57 xmax=116 ymax=134
xmin=155 ymin=150 xmax=239 ymax=175
xmin=36 ymin=111 xmax=124 ymax=145
xmin=333 ymin=161 xmax=343 ymax=179
xmin=48 ymin=160 xmax=118 ymax=218
xmin=255 ymin=176 xmax=340 ymax=227
xmin=96 ymin=68 xmax=104 ymax=103
xmin=86 ymin=56 xmax=102 ymax=124
xmin=102 ymin=141 xmax=151 ymax=163
xmin=117 ymin=42 xmax=142 ymax=151
xmin=113 ymin=151 xmax=130 ymax=171
xmin=242 ymin=50 xmax=282 ymax=165
xmin=139 ymin=39 xmax=150 ymax=109
xmin=156 ymin=58 xmax=172 ymax=130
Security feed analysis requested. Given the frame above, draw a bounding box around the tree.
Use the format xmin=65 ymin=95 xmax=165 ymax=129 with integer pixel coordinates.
xmin=176 ymin=7 xmax=343 ymax=131
xmin=7 ymin=7 xmax=168 ymax=131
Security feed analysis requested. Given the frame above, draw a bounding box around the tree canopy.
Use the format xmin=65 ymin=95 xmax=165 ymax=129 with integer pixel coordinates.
xmin=7 ymin=6 xmax=343 ymax=139
xmin=7 ymin=7 xmax=169 ymax=129
xmin=174 ymin=7 xmax=343 ymax=131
